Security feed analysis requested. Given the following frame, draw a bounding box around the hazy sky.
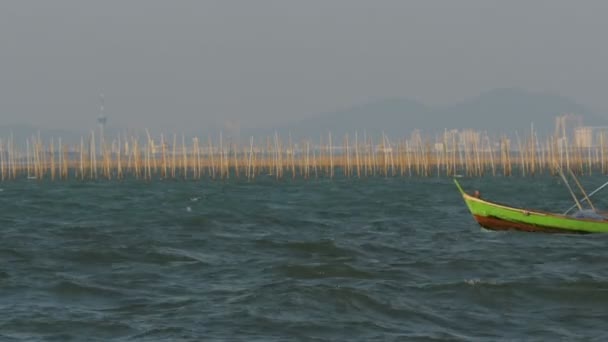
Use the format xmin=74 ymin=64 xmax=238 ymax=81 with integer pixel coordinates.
xmin=1 ymin=1 xmax=607 ymax=132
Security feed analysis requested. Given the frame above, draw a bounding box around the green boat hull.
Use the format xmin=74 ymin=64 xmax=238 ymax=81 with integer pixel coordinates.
xmin=454 ymin=179 xmax=608 ymax=234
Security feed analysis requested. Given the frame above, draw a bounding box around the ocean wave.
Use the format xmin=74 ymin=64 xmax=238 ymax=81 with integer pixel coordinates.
xmin=3 ymin=177 xmax=608 ymax=340
xmin=277 ymin=263 xmax=373 ymax=279
xmin=50 ymin=279 xmax=126 ymax=299
xmin=259 ymin=239 xmax=361 ymax=258
xmin=152 ymin=247 xmax=221 ymax=266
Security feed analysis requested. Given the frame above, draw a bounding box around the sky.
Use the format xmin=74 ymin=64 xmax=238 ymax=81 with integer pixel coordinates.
xmin=1 ymin=0 xmax=607 ymax=133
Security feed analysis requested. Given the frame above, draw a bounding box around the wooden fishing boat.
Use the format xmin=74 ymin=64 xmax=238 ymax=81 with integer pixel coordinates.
xmin=454 ymin=179 xmax=608 ymax=234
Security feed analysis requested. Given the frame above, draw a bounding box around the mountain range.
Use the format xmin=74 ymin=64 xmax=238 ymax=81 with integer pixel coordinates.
xmin=251 ymin=87 xmax=606 ymax=140
xmin=1 ymin=87 xmax=605 ymax=144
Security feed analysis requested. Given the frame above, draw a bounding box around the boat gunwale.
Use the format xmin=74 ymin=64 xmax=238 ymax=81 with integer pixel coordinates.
xmin=454 ymin=178 xmax=608 ymax=233
xmin=462 ymin=192 xmax=608 ymax=224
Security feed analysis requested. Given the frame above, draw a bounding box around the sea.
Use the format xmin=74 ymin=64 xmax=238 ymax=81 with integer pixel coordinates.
xmin=1 ymin=175 xmax=608 ymax=341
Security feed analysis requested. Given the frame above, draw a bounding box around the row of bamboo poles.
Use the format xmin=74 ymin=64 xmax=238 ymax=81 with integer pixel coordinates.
xmin=0 ymin=130 xmax=606 ymax=181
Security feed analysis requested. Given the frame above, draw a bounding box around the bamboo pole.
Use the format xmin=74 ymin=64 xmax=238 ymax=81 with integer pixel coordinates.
xmin=160 ymin=134 xmax=166 ymax=179
xmin=117 ymin=137 xmax=123 ymax=179
xmin=247 ymin=136 xmax=254 ymax=180
xmin=602 ymin=131 xmax=605 ymax=174
xmin=6 ymin=127 xmax=608 ymax=181
xmin=0 ymin=139 xmax=4 ymax=181
xmin=289 ymin=134 xmax=295 ymax=179
xmin=172 ymin=134 xmax=177 ymax=179
xmin=329 ymin=131 xmax=334 ymax=179
xmin=182 ymin=134 xmax=187 ymax=180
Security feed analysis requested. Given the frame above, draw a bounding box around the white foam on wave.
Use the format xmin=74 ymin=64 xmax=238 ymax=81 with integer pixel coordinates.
xmin=464 ymin=278 xmax=482 ymax=285
xmin=464 ymin=278 xmax=498 ymax=286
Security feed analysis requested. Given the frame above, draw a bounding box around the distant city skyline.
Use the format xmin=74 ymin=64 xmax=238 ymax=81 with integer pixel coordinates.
xmin=1 ymin=1 xmax=607 ymax=132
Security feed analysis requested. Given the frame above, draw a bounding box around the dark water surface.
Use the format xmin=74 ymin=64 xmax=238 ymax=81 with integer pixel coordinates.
xmin=2 ymin=176 xmax=608 ymax=341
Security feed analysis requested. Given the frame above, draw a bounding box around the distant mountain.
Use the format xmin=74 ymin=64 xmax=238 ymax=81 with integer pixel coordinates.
xmin=2 ymin=88 xmax=605 ymax=144
xmin=249 ymin=97 xmax=432 ymax=141
xmin=435 ymin=87 xmax=603 ymax=137
xmin=253 ymin=87 xmax=606 ymax=140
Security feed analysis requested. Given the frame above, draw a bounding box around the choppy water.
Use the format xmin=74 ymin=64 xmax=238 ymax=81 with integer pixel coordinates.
xmin=2 ymin=175 xmax=608 ymax=341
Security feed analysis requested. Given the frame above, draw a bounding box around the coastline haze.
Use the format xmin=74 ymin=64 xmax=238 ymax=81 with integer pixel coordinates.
xmin=1 ymin=1 xmax=607 ymax=133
